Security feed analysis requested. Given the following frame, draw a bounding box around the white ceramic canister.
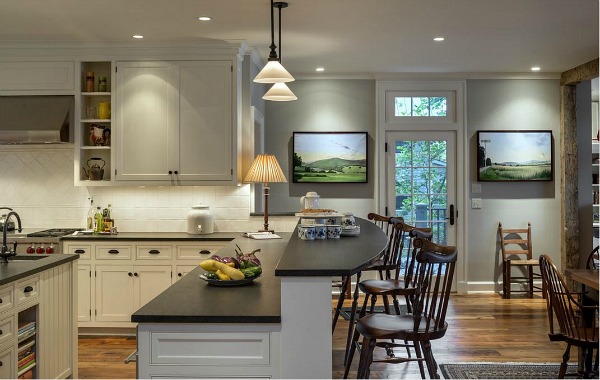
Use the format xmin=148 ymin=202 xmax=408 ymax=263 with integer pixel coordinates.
xmin=186 ymin=204 xmax=214 ymax=235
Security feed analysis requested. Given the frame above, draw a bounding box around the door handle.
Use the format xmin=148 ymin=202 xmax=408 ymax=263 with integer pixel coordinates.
xmin=445 ymin=204 xmax=455 ymax=226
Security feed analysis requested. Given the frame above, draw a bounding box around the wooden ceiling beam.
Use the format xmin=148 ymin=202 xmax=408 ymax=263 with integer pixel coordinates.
xmin=560 ymin=58 xmax=599 ymax=86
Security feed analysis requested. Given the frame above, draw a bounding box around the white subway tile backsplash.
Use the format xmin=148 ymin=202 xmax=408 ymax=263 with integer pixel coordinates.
xmin=0 ymin=148 xmax=297 ymax=233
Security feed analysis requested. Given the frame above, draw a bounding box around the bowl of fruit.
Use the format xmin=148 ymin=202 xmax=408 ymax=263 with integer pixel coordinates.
xmin=199 ymin=246 xmax=262 ymax=286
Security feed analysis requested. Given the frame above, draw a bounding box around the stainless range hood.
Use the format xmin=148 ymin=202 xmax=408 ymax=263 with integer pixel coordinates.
xmin=0 ymin=95 xmax=74 ymax=144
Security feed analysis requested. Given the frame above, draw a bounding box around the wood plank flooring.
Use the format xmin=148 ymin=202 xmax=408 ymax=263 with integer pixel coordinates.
xmin=77 ymin=293 xmax=567 ymax=379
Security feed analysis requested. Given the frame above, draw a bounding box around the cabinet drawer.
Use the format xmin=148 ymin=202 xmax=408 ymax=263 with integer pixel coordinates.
xmin=64 ymin=244 xmax=92 ymax=260
xmin=96 ymin=245 xmax=132 ymax=260
xmin=0 ymin=346 xmax=14 ymax=379
xmin=16 ymin=276 xmax=39 ymax=306
xmin=150 ymin=331 xmax=270 ymax=365
xmin=176 ymin=243 xmax=226 ymax=260
xmin=0 ymin=284 xmax=14 ymax=315
xmin=137 ymin=245 xmax=172 ymax=260
xmin=0 ymin=315 xmax=14 ymax=348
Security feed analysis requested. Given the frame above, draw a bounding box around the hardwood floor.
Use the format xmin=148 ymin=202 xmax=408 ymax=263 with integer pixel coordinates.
xmin=77 ymin=293 xmax=566 ymax=379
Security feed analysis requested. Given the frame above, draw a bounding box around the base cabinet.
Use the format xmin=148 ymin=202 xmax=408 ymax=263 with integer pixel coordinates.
xmin=136 ymin=323 xmax=281 ymax=379
xmin=64 ymin=240 xmax=229 ymax=329
xmin=0 ymin=261 xmax=76 ymax=379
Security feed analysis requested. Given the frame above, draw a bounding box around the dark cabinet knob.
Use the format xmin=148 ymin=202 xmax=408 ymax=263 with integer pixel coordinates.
xmin=149 ymin=250 xmax=160 ymax=254
xmin=108 ymin=249 xmax=119 ymax=254
xmin=24 ymin=286 xmax=33 ymax=293
xmin=168 ymin=171 xmax=173 ymax=175
xmin=75 ymin=249 xmax=86 ymax=254
xmin=134 ymin=272 xmax=139 ymax=277
xmin=128 ymin=272 xmax=133 ymax=277
xmin=0 ymin=298 xmax=3 ymax=303
xmin=178 ymin=273 xmax=183 ymax=277
xmin=199 ymin=250 xmax=211 ymax=254
xmin=174 ymin=171 xmax=179 ymax=175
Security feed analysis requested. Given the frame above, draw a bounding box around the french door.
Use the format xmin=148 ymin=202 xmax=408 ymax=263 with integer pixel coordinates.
xmin=386 ymin=131 xmax=457 ymax=268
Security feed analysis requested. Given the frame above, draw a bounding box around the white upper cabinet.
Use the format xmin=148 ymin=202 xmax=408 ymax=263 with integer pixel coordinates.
xmin=0 ymin=61 xmax=74 ymax=92
xmin=115 ymin=60 xmax=235 ymax=184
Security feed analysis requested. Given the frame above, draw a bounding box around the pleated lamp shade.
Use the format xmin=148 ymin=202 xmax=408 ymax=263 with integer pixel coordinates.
xmin=263 ymin=82 xmax=297 ymax=101
xmin=244 ymin=154 xmax=288 ymax=184
xmin=253 ymin=61 xmax=295 ymax=83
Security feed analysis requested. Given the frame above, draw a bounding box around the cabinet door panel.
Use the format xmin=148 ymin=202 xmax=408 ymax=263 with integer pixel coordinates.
xmin=178 ymin=61 xmax=233 ymax=181
xmin=134 ymin=265 xmax=172 ymax=308
xmin=95 ymin=265 xmax=134 ymax=322
xmin=116 ymin=61 xmax=178 ymax=181
xmin=78 ymin=265 xmax=92 ymax=322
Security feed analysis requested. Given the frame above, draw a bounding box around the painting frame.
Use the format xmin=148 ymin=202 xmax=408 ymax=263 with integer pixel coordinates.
xmin=477 ymin=130 xmax=553 ymax=182
xmin=292 ymin=131 xmax=368 ymax=183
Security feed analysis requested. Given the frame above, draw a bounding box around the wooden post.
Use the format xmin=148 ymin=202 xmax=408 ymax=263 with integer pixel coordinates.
xmin=560 ymin=59 xmax=599 ymax=270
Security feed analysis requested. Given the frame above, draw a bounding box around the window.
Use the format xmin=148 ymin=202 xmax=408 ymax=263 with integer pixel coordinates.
xmin=394 ymin=96 xmax=447 ymax=117
xmin=385 ymin=91 xmax=455 ymax=124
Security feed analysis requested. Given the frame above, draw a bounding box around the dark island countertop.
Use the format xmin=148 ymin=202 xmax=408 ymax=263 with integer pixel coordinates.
xmin=131 ymin=217 xmax=388 ymax=324
xmin=0 ymin=254 xmax=78 ymax=286
xmin=61 ymin=231 xmax=238 ymax=242
xmin=275 ymin=217 xmax=388 ymax=277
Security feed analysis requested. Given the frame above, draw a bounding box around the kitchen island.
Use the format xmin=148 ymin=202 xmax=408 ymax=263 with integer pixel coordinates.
xmin=0 ymin=254 xmax=78 ymax=379
xmin=132 ymin=217 xmax=387 ymax=378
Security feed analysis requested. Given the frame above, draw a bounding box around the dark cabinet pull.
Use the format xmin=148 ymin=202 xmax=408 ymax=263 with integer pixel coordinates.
xmin=0 ymin=360 xmax=3 ymax=367
xmin=75 ymin=249 xmax=86 ymax=254
xmin=24 ymin=286 xmax=33 ymax=293
xmin=174 ymin=171 xmax=179 ymax=175
xmin=178 ymin=273 xmax=183 ymax=277
xmin=108 ymin=249 xmax=119 ymax=254
xmin=128 ymin=272 xmax=133 ymax=277
xmin=0 ymin=329 xmax=3 ymax=335
xmin=149 ymin=249 xmax=160 ymax=254
xmin=199 ymin=250 xmax=211 ymax=254
xmin=0 ymin=298 xmax=3 ymax=303
xmin=168 ymin=170 xmax=173 ymax=175
xmin=134 ymin=272 xmax=139 ymax=277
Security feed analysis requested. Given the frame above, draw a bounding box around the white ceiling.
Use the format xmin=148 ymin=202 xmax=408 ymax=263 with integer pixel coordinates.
xmin=0 ymin=0 xmax=598 ymax=78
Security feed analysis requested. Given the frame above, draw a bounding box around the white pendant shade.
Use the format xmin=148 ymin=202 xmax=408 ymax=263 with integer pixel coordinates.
xmin=254 ymin=60 xmax=295 ymax=83
xmin=262 ymin=82 xmax=297 ymax=101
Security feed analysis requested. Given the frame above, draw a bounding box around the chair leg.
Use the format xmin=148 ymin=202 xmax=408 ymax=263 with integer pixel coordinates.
xmin=344 ymin=272 xmax=362 ymax=365
xmin=559 ymin=343 xmax=572 ymax=378
xmin=506 ymin=261 xmax=511 ymax=299
xmin=528 ymin=265 xmax=534 ymax=298
xmin=357 ymin=336 xmax=376 ymax=379
xmin=421 ymin=340 xmax=439 ymax=379
xmin=412 ymin=340 xmax=426 ymax=378
xmin=502 ymin=261 xmax=507 ymax=298
xmin=332 ymin=275 xmax=351 ymax=333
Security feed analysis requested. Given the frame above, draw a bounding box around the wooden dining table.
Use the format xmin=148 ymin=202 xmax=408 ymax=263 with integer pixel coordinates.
xmin=564 ymin=268 xmax=599 ymax=290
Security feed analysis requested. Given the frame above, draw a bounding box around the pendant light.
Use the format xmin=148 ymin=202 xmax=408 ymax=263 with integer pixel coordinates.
xmin=254 ymin=1 xmax=296 ymax=87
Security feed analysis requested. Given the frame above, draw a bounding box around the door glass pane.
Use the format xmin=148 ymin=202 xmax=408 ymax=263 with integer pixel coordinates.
xmin=393 ymin=139 xmax=448 ymax=245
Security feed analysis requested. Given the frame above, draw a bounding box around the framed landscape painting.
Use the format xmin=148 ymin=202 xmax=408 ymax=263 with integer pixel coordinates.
xmin=292 ymin=132 xmax=368 ymax=183
xmin=477 ymin=130 xmax=553 ymax=182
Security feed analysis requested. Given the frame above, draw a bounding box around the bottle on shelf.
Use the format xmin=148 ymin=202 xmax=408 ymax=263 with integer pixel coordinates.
xmin=94 ymin=206 xmax=104 ymax=234
xmin=85 ymin=71 xmax=95 ymax=92
xmin=86 ymin=197 xmax=95 ymax=230
xmin=98 ymin=76 xmax=107 ymax=92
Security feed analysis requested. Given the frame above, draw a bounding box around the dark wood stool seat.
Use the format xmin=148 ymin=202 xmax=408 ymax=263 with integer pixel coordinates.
xmin=356 ymin=314 xmax=449 ymax=343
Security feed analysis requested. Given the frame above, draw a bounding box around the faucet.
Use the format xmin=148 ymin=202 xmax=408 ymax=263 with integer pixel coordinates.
xmin=0 ymin=210 xmax=22 ymax=263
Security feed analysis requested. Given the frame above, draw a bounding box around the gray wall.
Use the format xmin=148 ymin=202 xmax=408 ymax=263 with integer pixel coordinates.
xmin=466 ymin=79 xmax=562 ymax=288
xmin=264 ymin=80 xmax=376 ymax=217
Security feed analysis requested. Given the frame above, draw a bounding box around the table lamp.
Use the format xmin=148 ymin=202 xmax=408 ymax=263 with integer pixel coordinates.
xmin=244 ymin=154 xmax=287 ymax=232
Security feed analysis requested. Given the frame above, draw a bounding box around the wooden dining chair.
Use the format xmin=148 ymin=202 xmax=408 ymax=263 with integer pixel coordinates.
xmin=539 ymin=255 xmax=599 ymax=378
xmin=332 ymin=213 xmax=400 ymax=334
xmin=343 ymin=226 xmax=434 ymax=378
xmin=498 ymin=222 xmax=544 ymax=299
xmin=346 ymin=238 xmax=457 ymax=379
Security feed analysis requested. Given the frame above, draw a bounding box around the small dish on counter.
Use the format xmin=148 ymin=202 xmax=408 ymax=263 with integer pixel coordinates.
xmin=199 ymin=273 xmax=261 ymax=286
xmin=341 ymin=225 xmax=361 ymax=236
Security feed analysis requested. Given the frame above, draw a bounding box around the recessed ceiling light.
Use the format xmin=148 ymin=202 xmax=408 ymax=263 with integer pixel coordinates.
xmin=531 ymin=66 xmax=541 ymax=71
xmin=132 ymin=35 xmax=144 ymax=39
xmin=433 ymin=37 xmax=445 ymax=42
xmin=198 ymin=16 xmax=212 ymax=21
xmin=315 ymin=67 xmax=325 ymax=72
